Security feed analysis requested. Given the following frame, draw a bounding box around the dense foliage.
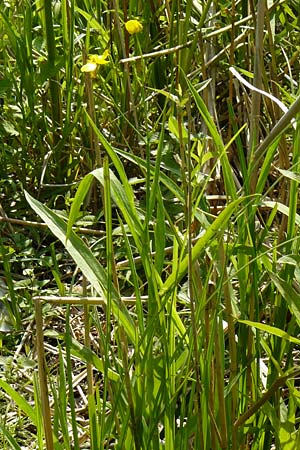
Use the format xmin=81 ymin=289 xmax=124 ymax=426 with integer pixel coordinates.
xmin=1 ymin=1 xmax=300 ymax=449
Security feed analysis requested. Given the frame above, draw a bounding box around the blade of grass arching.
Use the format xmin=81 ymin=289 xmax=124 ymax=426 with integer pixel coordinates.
xmin=84 ymin=110 xmax=136 ymax=208
xmin=237 ymin=319 xmax=300 ymax=345
xmin=92 ymin=166 xmax=162 ymax=331
xmin=91 ymin=168 xmax=143 ymax=244
xmin=160 ymin=196 xmax=252 ymax=296
xmin=94 ymin=165 xmax=164 ymax=334
xmin=250 ymin=95 xmax=300 ymax=173
xmin=25 ymin=191 xmax=106 ymax=296
xmin=25 ymin=191 xmax=136 ymax=344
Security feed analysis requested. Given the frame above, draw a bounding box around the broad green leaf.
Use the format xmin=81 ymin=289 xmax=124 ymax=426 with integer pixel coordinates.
xmin=25 ymin=191 xmax=136 ymax=343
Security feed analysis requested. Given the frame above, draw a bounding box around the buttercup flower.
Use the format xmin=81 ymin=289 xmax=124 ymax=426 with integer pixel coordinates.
xmin=125 ymin=19 xmax=143 ymax=35
xmin=81 ymin=50 xmax=109 ymax=77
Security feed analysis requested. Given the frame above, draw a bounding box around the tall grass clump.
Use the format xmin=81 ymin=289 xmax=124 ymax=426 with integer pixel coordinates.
xmin=1 ymin=1 xmax=300 ymax=449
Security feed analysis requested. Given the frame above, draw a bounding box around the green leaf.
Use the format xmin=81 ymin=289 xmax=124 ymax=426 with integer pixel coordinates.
xmin=66 ymin=173 xmax=93 ymax=242
xmin=0 ymin=379 xmax=36 ymax=425
xmin=168 ymin=115 xmax=188 ymax=141
xmin=279 ymin=421 xmax=297 ymax=450
xmin=0 ymin=79 xmax=12 ymax=96
xmin=184 ymin=72 xmax=237 ymax=200
xmin=92 ymin=168 xmax=143 ymax=239
xmin=0 ymin=423 xmax=22 ymax=450
xmin=237 ymin=319 xmax=300 ymax=345
xmin=2 ymin=120 xmax=18 ymax=136
xmin=269 ymin=272 xmax=300 ymax=329
xmin=160 ymin=196 xmax=251 ymax=296
xmin=25 ymin=191 xmax=136 ymax=343
xmin=278 ymin=168 xmax=300 ymax=183
xmin=75 ymin=7 xmax=109 ymax=44
xmin=71 ymin=340 xmax=120 ymax=382
xmin=263 ymin=201 xmax=300 ymax=226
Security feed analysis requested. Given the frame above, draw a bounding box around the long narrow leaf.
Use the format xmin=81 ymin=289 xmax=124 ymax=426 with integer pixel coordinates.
xmin=25 ymin=191 xmax=136 ymax=343
xmin=160 ymin=196 xmax=251 ymax=296
xmin=0 ymin=379 xmax=36 ymax=426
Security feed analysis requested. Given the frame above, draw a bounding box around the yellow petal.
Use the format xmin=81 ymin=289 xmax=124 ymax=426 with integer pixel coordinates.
xmin=81 ymin=62 xmax=97 ymax=72
xmin=89 ymin=51 xmax=109 ymax=65
xmin=125 ymin=19 xmax=143 ymax=35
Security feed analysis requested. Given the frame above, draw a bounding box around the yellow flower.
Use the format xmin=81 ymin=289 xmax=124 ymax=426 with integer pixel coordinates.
xmin=125 ymin=19 xmax=143 ymax=35
xmin=81 ymin=50 xmax=109 ymax=76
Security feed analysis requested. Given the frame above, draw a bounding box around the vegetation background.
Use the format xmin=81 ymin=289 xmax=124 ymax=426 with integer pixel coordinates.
xmin=1 ymin=0 xmax=300 ymax=449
